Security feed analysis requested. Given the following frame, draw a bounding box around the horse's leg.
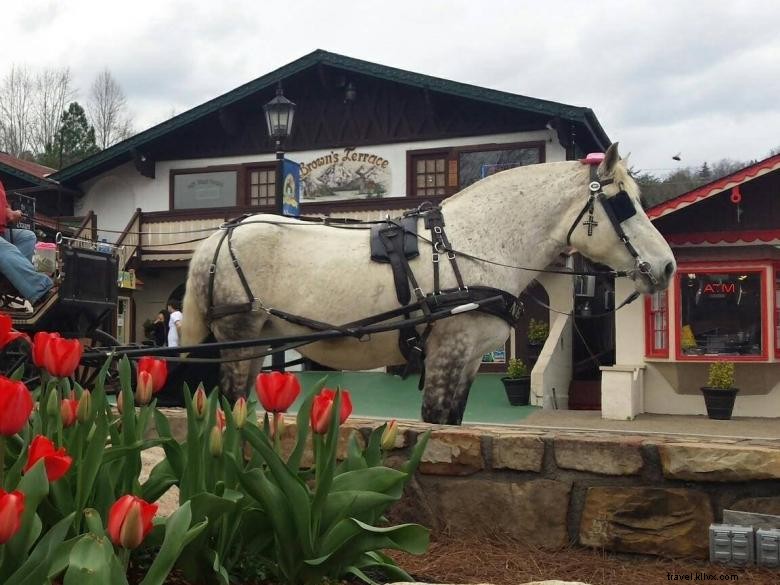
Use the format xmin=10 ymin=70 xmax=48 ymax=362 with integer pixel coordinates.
xmin=211 ymin=313 xmax=269 ymax=402
xmin=420 ymin=316 xmax=508 ymax=425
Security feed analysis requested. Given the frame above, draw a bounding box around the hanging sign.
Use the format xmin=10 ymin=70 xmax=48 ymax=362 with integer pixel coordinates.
xmin=281 ymin=159 xmax=301 ymax=217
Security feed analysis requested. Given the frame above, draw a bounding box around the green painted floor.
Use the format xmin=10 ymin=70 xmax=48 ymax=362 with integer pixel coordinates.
xmin=289 ymin=371 xmax=538 ymax=424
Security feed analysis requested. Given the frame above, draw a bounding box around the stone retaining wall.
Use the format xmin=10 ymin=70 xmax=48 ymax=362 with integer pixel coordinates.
xmin=158 ymin=411 xmax=780 ymax=560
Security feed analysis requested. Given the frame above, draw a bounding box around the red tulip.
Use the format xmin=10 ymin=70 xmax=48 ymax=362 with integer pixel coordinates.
xmin=137 ymin=357 xmax=167 ymax=393
xmin=24 ymin=435 xmax=73 ymax=482
xmin=35 ymin=333 xmax=82 ymax=378
xmin=0 ymin=313 xmax=29 ymax=349
xmin=0 ymin=376 xmax=33 ymax=436
xmin=0 ymin=489 xmax=25 ymax=544
xmin=216 ymin=408 xmax=226 ymax=432
xmin=255 ymin=372 xmax=300 ymax=413
xmin=107 ymin=495 xmax=158 ymax=549
xmin=193 ymin=384 xmax=207 ymax=419
xmin=32 ymin=331 xmax=59 ymax=369
xmin=310 ymin=388 xmax=352 ymax=435
xmin=60 ymin=396 xmax=79 ymax=428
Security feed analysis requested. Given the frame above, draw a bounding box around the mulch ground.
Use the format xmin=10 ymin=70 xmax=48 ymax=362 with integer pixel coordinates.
xmin=388 ymin=534 xmax=780 ymax=585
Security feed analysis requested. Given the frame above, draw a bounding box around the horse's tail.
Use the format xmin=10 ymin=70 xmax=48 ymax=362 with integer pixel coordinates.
xmin=181 ymin=273 xmax=209 ymax=346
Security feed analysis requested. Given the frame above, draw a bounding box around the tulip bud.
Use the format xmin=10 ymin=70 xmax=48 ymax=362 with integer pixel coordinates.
xmin=232 ymin=397 xmax=247 ymax=429
xmin=46 ymin=388 xmax=60 ymax=418
xmin=193 ymin=384 xmax=207 ymax=419
xmin=242 ymin=440 xmax=253 ymax=462
xmin=216 ymin=408 xmax=226 ymax=432
xmin=380 ymin=419 xmax=398 ymax=451
xmin=135 ymin=371 xmax=153 ymax=405
xmin=107 ymin=495 xmax=157 ymax=549
xmin=116 ymin=392 xmax=124 ymax=415
xmin=60 ymin=398 xmax=78 ymax=428
xmin=209 ymin=425 xmax=223 ymax=457
xmin=0 ymin=490 xmax=25 ymax=544
xmin=77 ymin=390 xmax=92 ymax=423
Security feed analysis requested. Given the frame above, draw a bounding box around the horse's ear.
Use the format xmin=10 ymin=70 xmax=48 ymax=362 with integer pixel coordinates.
xmin=602 ymin=142 xmax=620 ymax=174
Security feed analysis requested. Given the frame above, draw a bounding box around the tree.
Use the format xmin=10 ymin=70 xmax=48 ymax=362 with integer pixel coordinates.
xmin=88 ymin=69 xmax=134 ymax=149
xmin=697 ymin=162 xmax=711 ymax=181
xmin=31 ymin=67 xmax=75 ymax=155
xmin=38 ymin=102 xmax=100 ymax=169
xmin=0 ymin=65 xmax=35 ymax=156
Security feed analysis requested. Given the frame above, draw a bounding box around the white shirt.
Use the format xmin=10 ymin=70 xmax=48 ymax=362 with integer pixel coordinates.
xmin=168 ymin=310 xmax=182 ymax=347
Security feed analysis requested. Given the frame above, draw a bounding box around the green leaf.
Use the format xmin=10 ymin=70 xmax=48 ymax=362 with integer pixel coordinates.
xmin=314 ymin=519 xmax=429 ymax=567
xmin=140 ymin=501 xmax=209 ymax=585
xmin=141 ymin=457 xmax=178 ymax=503
xmin=364 ymin=423 xmax=386 ymax=468
xmin=403 ymin=430 xmax=430 ymax=476
xmin=320 ymin=490 xmax=397 ymax=532
xmin=242 ymin=423 xmax=313 ymax=555
xmin=62 ymin=530 xmax=125 ymax=585
xmin=6 ymin=513 xmax=76 ymax=585
xmin=76 ymin=415 xmax=109 ymax=511
xmin=4 ymin=461 xmax=50 ymax=568
xmin=288 ymin=376 xmax=327 ymax=470
xmin=331 ymin=467 xmax=408 ymax=494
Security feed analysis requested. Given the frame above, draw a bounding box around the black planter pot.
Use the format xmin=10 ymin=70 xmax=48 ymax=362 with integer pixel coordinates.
xmin=700 ymin=386 xmax=739 ymax=420
xmin=502 ymin=376 xmax=531 ymax=406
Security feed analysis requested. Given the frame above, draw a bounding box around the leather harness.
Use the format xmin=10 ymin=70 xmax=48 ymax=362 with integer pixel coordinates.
xmin=204 ymin=206 xmax=524 ymax=379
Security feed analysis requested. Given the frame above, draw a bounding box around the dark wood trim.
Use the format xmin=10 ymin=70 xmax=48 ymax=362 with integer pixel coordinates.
xmin=405 ymin=140 xmax=546 ymax=197
xmin=140 ymin=260 xmax=191 ymax=268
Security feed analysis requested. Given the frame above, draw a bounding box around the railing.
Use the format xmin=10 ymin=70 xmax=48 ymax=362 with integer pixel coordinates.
xmin=69 ymin=211 xmax=98 ymax=250
xmin=115 ymin=208 xmax=142 ymax=271
xmin=139 ymin=210 xmax=226 ymax=263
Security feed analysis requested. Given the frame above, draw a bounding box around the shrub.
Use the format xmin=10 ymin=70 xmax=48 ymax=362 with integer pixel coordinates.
xmin=707 ymin=361 xmax=735 ymax=390
xmin=506 ymin=358 xmax=528 ymax=379
xmin=527 ymin=319 xmax=549 ymax=345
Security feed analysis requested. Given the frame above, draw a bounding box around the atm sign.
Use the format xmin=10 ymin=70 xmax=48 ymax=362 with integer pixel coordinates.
xmin=703 ymin=282 xmax=736 ymax=294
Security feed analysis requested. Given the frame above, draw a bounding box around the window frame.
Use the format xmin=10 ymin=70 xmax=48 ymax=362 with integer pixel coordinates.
xmin=406 ymin=140 xmax=545 ymax=198
xmin=169 ymin=162 xmax=278 ymax=211
xmin=644 ymin=290 xmax=669 ymax=358
xmin=672 ymin=262 xmax=770 ymax=362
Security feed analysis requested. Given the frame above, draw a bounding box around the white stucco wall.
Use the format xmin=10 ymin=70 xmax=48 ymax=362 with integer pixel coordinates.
xmin=74 ymin=130 xmax=564 ymax=243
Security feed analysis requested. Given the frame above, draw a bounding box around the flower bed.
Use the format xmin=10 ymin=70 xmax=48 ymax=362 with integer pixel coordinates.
xmin=0 ymin=316 xmax=430 ymax=585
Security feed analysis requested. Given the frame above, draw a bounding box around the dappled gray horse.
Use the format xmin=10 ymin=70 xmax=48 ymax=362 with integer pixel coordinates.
xmin=182 ymin=144 xmax=675 ymax=424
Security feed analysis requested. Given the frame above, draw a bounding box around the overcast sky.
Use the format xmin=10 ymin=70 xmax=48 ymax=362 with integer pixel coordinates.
xmin=4 ymin=0 xmax=779 ymax=175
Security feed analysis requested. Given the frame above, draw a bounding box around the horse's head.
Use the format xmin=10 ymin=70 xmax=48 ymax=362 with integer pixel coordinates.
xmin=567 ymin=143 xmax=676 ymax=294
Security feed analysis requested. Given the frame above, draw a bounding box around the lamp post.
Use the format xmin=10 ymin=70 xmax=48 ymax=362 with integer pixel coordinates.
xmin=263 ymin=83 xmax=296 ymax=215
xmin=264 ymin=83 xmax=296 ymax=371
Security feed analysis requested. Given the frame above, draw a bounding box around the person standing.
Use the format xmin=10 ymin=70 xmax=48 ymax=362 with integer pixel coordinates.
xmin=167 ymin=300 xmax=183 ymax=348
xmin=152 ymin=310 xmax=167 ymax=346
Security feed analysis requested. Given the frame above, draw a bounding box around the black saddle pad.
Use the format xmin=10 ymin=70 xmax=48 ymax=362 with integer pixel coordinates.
xmin=370 ymin=217 xmax=419 ymax=263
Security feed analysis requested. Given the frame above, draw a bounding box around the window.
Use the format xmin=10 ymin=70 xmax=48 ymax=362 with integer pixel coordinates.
xmin=412 ymin=155 xmax=448 ymax=196
xmin=408 ymin=142 xmax=544 ymax=197
xmin=678 ymin=271 xmax=764 ymax=359
xmin=173 ymin=171 xmax=237 ymax=209
xmin=645 ymin=291 xmax=669 ymax=357
xmin=247 ymin=166 xmax=277 ymax=207
xmin=458 ymin=147 xmax=542 ymax=189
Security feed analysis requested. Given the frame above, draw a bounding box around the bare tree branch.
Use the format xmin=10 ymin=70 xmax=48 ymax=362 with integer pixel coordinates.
xmin=88 ymin=69 xmax=134 ymax=149
xmin=31 ymin=67 xmax=76 ymax=154
xmin=0 ymin=65 xmax=35 ymax=156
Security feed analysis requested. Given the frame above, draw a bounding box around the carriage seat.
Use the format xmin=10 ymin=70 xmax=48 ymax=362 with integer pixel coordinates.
xmin=369 ymin=217 xmax=419 ymax=264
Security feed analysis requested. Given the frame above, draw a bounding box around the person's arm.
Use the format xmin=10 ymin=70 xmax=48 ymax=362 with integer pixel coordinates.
xmin=6 ymin=208 xmax=21 ymax=223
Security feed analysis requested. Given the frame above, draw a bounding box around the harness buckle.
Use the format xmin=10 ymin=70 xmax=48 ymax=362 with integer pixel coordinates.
xmin=447 ymin=251 xmax=456 ymax=261
xmin=433 ymin=226 xmax=443 ymax=234
xmin=589 ymin=181 xmax=601 ymax=192
xmin=432 ymin=253 xmax=440 ymax=263
xmin=208 ymin=264 xmax=217 ymax=275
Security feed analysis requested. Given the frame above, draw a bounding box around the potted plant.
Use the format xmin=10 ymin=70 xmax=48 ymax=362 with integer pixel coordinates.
xmin=701 ymin=361 xmax=738 ymax=420
xmin=528 ymin=318 xmax=549 ymax=346
xmin=502 ymin=358 xmax=531 ymax=406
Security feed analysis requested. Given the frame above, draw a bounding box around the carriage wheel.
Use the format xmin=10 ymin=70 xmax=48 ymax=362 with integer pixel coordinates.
xmin=76 ymin=329 xmax=121 ymax=392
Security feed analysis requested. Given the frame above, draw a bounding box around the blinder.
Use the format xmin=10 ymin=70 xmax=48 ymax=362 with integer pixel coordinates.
xmin=603 ymin=190 xmax=636 ymax=224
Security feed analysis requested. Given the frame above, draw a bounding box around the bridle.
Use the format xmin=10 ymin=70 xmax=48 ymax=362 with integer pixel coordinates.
xmin=566 ymin=164 xmax=658 ymax=286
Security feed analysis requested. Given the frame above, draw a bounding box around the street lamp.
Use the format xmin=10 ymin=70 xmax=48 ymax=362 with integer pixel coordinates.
xmin=263 ymin=83 xmax=296 ymax=161
xmin=263 ymin=83 xmax=295 ymax=371
xmin=263 ymin=83 xmax=296 ymax=217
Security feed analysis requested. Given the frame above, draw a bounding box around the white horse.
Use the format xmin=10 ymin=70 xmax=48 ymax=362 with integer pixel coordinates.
xmin=182 ymin=143 xmax=675 ymax=424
